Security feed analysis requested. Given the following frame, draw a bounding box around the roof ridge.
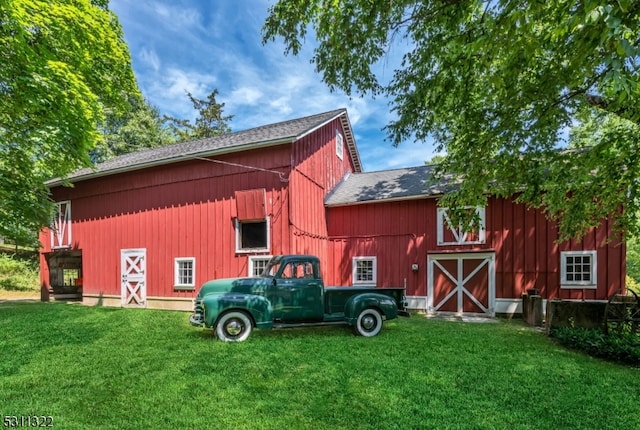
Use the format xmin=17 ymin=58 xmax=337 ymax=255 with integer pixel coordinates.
xmin=97 ymin=107 xmax=348 ymax=166
xmin=48 ymin=108 xmax=352 ymax=185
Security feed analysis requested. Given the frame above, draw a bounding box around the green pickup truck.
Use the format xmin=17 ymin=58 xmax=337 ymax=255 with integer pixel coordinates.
xmin=189 ymin=255 xmax=409 ymax=341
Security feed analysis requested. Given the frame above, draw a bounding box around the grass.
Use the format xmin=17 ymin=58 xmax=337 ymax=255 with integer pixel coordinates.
xmin=1 ymin=304 xmax=639 ymax=429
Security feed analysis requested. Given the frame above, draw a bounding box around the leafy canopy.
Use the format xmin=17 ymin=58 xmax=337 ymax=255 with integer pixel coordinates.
xmin=0 ymin=0 xmax=139 ymax=243
xmin=92 ymin=96 xmax=175 ymax=163
xmin=93 ymin=89 xmax=233 ymax=163
xmin=263 ymin=0 xmax=640 ymax=240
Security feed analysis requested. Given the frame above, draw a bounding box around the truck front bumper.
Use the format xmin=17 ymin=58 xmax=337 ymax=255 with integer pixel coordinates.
xmin=189 ymin=313 xmax=204 ymax=326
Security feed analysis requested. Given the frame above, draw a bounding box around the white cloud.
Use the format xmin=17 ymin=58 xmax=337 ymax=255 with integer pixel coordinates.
xmin=140 ymin=68 xmax=218 ymax=120
xmin=381 ymin=143 xmax=437 ymax=170
xmin=229 ymin=87 xmax=263 ymax=106
xmin=150 ymin=2 xmax=202 ymax=32
xmin=139 ymin=47 xmax=160 ymax=72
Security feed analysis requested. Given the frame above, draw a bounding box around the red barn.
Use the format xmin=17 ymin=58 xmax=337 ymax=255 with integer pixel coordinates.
xmin=40 ymin=109 xmax=625 ymax=316
xmin=323 ymin=165 xmax=625 ymax=315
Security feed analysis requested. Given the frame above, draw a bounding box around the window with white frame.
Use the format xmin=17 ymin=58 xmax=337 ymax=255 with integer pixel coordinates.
xmin=249 ymin=256 xmax=272 ymax=277
xmin=174 ymin=257 xmax=196 ymax=289
xmin=236 ymin=218 xmax=270 ymax=253
xmin=561 ymin=251 xmax=597 ymax=288
xmin=51 ymin=200 xmax=72 ymax=249
xmin=336 ymin=129 xmax=344 ymax=160
xmin=353 ymin=257 xmax=377 ymax=285
xmin=437 ymin=206 xmax=486 ymax=245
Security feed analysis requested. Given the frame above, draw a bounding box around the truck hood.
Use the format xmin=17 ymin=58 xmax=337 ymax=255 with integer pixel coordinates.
xmin=196 ymin=276 xmax=271 ymax=299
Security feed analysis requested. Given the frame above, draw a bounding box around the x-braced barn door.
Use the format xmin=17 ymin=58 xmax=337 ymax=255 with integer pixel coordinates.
xmin=121 ymin=249 xmax=146 ymax=307
xmin=427 ymin=253 xmax=495 ymax=317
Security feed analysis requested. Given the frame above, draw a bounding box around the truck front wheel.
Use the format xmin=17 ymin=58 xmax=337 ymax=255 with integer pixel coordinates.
xmin=216 ymin=311 xmax=253 ymax=342
xmin=354 ymin=308 xmax=383 ymax=337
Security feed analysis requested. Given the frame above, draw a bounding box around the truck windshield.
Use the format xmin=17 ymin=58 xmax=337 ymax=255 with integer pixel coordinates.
xmin=260 ymin=257 xmax=283 ymax=277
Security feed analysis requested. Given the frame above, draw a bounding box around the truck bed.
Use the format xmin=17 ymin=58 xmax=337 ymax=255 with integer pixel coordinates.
xmin=324 ymin=286 xmax=405 ymax=316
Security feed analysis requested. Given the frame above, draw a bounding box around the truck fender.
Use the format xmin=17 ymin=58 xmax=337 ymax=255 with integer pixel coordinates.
xmin=344 ymin=293 xmax=399 ymax=325
xmin=201 ymin=293 xmax=273 ymax=330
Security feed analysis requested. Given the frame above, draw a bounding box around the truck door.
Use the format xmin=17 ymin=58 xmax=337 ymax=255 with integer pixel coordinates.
xmin=272 ymin=260 xmax=324 ymax=322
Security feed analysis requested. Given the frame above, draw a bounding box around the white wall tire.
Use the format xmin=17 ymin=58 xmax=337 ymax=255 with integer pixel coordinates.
xmin=215 ymin=311 xmax=253 ymax=342
xmin=354 ymin=308 xmax=383 ymax=337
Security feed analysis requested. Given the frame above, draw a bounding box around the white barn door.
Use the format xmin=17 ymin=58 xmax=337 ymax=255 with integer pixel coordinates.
xmin=121 ymin=249 xmax=147 ymax=307
xmin=427 ymin=253 xmax=495 ymax=317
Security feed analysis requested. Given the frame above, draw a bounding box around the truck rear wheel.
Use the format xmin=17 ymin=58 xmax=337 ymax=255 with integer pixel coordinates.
xmin=216 ymin=311 xmax=253 ymax=342
xmin=354 ymin=308 xmax=383 ymax=337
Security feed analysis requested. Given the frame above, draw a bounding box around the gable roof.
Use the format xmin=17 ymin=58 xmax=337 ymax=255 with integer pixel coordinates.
xmin=48 ymin=108 xmax=361 ymax=186
xmin=324 ymin=164 xmax=459 ymax=206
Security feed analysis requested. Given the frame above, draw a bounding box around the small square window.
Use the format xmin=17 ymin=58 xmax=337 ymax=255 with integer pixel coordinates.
xmin=249 ymin=256 xmax=272 ymax=277
xmin=175 ymin=258 xmax=195 ymax=290
xmin=561 ymin=251 xmax=596 ymax=289
xmin=236 ymin=218 xmax=270 ymax=253
xmin=353 ymin=257 xmax=377 ymax=285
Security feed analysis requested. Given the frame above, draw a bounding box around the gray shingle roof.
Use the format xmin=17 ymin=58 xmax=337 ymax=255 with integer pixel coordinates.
xmin=49 ymin=108 xmax=361 ymax=185
xmin=324 ymin=164 xmax=460 ymax=206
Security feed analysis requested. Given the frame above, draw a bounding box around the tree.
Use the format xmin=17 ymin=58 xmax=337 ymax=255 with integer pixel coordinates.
xmin=92 ymin=97 xmax=174 ymax=163
xmin=627 ymin=235 xmax=640 ymax=285
xmin=0 ymin=0 xmax=139 ymax=243
xmin=263 ymin=0 xmax=640 ymax=240
xmin=164 ymin=89 xmax=233 ymax=141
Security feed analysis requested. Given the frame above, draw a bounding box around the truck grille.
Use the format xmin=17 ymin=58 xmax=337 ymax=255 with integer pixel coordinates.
xmin=194 ymin=299 xmax=204 ymax=314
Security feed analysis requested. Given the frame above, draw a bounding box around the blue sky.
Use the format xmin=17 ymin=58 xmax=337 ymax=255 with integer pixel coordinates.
xmin=109 ymin=0 xmax=437 ymax=172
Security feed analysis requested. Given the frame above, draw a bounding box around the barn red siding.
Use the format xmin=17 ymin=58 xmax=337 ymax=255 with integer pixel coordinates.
xmin=39 ymin=118 xmax=356 ymax=303
xmin=325 ymin=196 xmax=625 ymax=301
xmin=41 ymin=147 xmax=294 ymax=299
xmin=288 ymin=118 xmax=357 ymax=275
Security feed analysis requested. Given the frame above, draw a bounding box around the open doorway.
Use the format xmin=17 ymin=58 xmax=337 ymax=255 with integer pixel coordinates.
xmin=46 ymin=250 xmax=83 ymax=300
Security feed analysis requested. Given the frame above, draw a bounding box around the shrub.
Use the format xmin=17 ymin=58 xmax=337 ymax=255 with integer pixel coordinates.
xmin=550 ymin=326 xmax=640 ymax=367
xmin=627 ymin=276 xmax=640 ymax=295
xmin=0 ymin=253 xmax=39 ymax=291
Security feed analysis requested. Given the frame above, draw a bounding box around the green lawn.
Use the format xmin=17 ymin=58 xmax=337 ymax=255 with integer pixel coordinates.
xmin=1 ymin=303 xmax=639 ymax=430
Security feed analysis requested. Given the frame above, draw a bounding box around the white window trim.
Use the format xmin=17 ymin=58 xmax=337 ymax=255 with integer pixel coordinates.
xmin=51 ymin=200 xmax=72 ymax=249
xmin=352 ymin=256 xmax=377 ymax=286
xmin=336 ymin=129 xmax=344 ymax=160
xmin=560 ymin=250 xmax=597 ymax=289
xmin=174 ymin=257 xmax=196 ymax=289
xmin=437 ymin=206 xmax=486 ymax=246
xmin=248 ymin=255 xmax=273 ymax=277
xmin=235 ymin=217 xmax=271 ymax=254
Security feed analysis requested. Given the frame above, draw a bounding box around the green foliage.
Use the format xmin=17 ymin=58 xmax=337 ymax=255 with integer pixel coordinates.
xmin=0 ymin=0 xmax=139 ymax=239
xmin=551 ymin=326 xmax=640 ymax=366
xmin=263 ymin=0 xmax=640 ymax=241
xmin=627 ymin=235 xmax=640 ymax=284
xmin=91 ymin=97 xmax=175 ymax=163
xmin=1 ymin=305 xmax=640 ymax=428
xmin=163 ymin=89 xmax=233 ymax=142
xmin=0 ymin=254 xmax=39 ymax=292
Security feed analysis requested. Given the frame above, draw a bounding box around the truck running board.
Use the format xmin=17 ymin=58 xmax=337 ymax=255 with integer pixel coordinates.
xmin=272 ymin=321 xmax=348 ymax=329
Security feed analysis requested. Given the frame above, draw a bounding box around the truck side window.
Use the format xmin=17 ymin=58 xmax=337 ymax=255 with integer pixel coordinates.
xmin=303 ymin=262 xmax=314 ymax=279
xmin=279 ymin=261 xmax=316 ymax=279
xmin=281 ymin=263 xmax=294 ymax=279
